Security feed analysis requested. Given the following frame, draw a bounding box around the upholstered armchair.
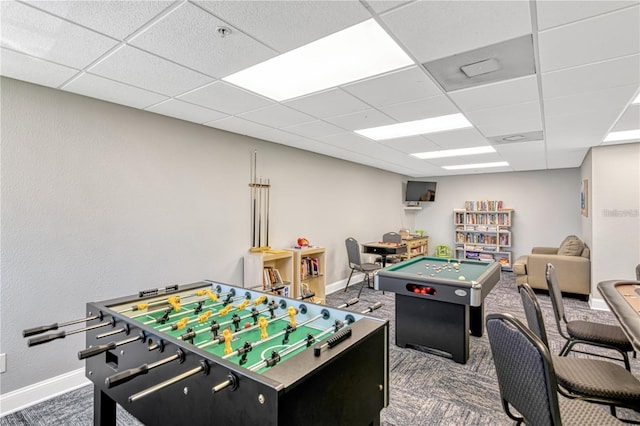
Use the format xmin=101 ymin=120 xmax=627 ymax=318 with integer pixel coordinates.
xmin=514 ymin=235 xmax=590 ymax=296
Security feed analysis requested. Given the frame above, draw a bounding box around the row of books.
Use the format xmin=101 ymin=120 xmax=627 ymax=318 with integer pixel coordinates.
xmin=464 ymin=200 xmax=504 ymax=211
xmin=263 ymin=266 xmax=285 ymax=288
xmin=300 ymin=256 xmax=320 ymax=279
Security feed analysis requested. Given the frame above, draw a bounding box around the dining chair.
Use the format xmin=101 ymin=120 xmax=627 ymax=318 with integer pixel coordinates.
xmin=486 ymin=313 xmax=624 ymax=425
xmin=344 ymin=237 xmax=381 ymax=298
xmin=518 ymin=283 xmax=640 ymax=419
xmin=546 ymin=263 xmax=634 ymax=370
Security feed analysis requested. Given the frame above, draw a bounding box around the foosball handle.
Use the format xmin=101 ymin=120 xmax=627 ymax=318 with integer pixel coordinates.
xmin=106 ymin=364 xmax=150 ymax=388
xmin=27 ymin=331 xmax=66 ymax=347
xmin=364 ymin=302 xmax=383 ymax=313
xmin=78 ymin=342 xmax=116 ymax=360
xmin=23 ymin=323 xmax=59 ymax=337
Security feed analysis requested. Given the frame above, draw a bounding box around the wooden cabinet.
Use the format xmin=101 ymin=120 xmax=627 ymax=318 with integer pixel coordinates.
xmin=454 ymin=203 xmax=513 ymax=270
xmin=402 ymin=236 xmax=429 ymax=259
xmin=288 ymin=247 xmax=326 ymax=304
xmin=243 ymin=250 xmax=294 ymax=297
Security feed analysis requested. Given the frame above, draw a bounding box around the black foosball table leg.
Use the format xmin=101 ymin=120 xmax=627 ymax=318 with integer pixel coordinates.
xmin=94 ymin=386 xmax=116 ymax=426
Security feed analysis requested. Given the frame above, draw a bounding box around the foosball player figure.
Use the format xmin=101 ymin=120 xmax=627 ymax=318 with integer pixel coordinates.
xmin=218 ymin=305 xmax=232 ymax=317
xmin=250 ymin=307 xmax=260 ymax=325
xmin=156 ymin=308 xmax=172 ymax=324
xmin=305 ymin=333 xmax=315 ymax=347
xmin=253 ymin=295 xmax=267 ymax=306
xmin=168 ymin=295 xmax=181 ymax=312
xmin=267 ymin=301 xmax=277 ymax=319
xmin=287 ymin=306 xmax=297 ymax=327
xmin=282 ymin=323 xmax=296 ymax=344
xmin=193 ymin=300 xmax=205 ymax=315
xmin=181 ymin=327 xmax=196 ymax=344
xmin=232 ymin=313 xmax=241 ymax=332
xmin=210 ymin=320 xmax=220 ymax=338
xmin=259 ymin=317 xmax=268 ymax=340
xmin=223 ymin=328 xmax=233 ymax=355
xmin=238 ymin=341 xmax=252 ymax=365
xmin=236 ymin=300 xmax=250 ymax=310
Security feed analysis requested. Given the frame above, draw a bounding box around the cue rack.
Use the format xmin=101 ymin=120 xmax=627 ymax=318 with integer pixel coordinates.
xmin=249 ymin=150 xmax=271 ymax=251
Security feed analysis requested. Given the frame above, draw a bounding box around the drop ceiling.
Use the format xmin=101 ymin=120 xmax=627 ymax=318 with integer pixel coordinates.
xmin=1 ymin=0 xmax=639 ymax=177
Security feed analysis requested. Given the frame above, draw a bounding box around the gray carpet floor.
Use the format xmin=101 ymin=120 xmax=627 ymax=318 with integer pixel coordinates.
xmin=2 ymin=272 xmax=639 ymax=425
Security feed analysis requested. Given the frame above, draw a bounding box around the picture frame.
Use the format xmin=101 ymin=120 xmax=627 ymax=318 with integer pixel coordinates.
xmin=581 ymin=179 xmax=588 ymax=217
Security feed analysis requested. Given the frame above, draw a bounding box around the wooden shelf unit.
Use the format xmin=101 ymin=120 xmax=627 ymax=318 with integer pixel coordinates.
xmin=243 ymin=250 xmax=294 ymax=297
xmin=454 ymin=204 xmax=513 ymax=270
xmin=401 ymin=236 xmax=429 ymax=259
xmin=288 ymin=247 xmax=326 ymax=304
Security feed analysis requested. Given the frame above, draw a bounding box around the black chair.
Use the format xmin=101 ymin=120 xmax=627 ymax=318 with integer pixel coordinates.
xmin=518 ymin=283 xmax=640 ymax=418
xmin=486 ymin=313 xmax=624 ymax=425
xmin=375 ymin=232 xmax=404 ymax=265
xmin=546 ymin=263 xmax=635 ymax=370
xmin=344 ymin=237 xmax=381 ymax=298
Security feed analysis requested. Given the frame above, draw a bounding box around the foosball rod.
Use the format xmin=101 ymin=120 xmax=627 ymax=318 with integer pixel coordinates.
xmin=22 ymin=314 xmax=102 ymax=337
xmin=152 ymin=294 xmax=247 ymax=329
xmin=126 ymin=290 xmax=234 ymax=319
xmin=27 ymin=321 xmax=112 ymax=347
xmin=78 ymin=332 xmax=143 ymax=360
xmin=105 ymin=349 xmax=185 ymax=388
xmin=128 ymin=360 xmax=209 ymax=403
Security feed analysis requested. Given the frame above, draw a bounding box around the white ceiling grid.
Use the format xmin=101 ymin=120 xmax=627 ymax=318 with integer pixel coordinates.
xmin=1 ymin=0 xmax=639 ymax=177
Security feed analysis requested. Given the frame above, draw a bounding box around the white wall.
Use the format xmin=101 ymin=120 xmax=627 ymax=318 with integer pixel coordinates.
xmin=411 ymin=169 xmax=583 ymax=260
xmin=590 ymin=143 xmax=640 ymax=294
xmin=0 ymin=78 xmax=406 ymax=393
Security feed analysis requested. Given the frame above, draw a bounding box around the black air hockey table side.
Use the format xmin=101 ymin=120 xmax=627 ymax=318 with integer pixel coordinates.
xmin=375 ymin=260 xmax=501 ymax=364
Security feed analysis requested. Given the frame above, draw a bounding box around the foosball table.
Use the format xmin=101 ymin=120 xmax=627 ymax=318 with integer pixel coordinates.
xmin=23 ymin=280 xmax=389 ymax=426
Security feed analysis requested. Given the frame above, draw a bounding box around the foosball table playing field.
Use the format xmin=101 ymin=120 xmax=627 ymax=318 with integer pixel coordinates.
xmin=23 ymin=280 xmax=389 ymax=426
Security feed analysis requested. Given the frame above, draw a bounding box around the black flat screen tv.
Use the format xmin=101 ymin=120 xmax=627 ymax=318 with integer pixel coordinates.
xmin=405 ymin=181 xmax=437 ymax=202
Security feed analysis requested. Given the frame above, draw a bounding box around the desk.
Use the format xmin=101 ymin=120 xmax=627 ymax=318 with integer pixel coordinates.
xmin=362 ymin=241 xmax=408 ymax=267
xmin=597 ymin=280 xmax=640 ymax=352
xmin=375 ymin=256 xmax=500 ymax=363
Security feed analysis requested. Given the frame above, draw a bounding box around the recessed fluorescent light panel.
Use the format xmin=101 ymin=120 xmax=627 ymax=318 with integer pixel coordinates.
xmin=603 ymin=129 xmax=640 ymax=143
xmin=355 ymin=113 xmax=473 ymax=141
xmin=633 ymin=93 xmax=640 ymax=104
xmin=411 ymin=146 xmax=495 ymax=159
xmin=223 ymin=19 xmax=413 ymax=102
xmin=443 ymin=161 xmax=509 ymax=170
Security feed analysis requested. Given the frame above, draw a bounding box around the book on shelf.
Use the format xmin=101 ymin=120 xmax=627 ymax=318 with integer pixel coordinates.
xmin=263 ymin=266 xmax=285 ymax=289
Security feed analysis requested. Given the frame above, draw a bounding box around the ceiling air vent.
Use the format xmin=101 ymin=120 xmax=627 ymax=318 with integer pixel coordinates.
xmin=488 ymin=130 xmax=544 ymax=145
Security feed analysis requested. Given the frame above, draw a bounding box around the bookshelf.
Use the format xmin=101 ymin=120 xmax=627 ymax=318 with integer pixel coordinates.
xmin=401 ymin=236 xmax=429 ymax=259
xmin=243 ymin=250 xmax=294 ymax=297
xmin=454 ymin=201 xmax=513 ymax=270
xmin=288 ymin=247 xmax=326 ymax=304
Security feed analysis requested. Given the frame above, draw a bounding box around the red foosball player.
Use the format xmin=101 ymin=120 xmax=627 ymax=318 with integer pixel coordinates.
xmin=259 ymin=317 xmax=268 ymax=340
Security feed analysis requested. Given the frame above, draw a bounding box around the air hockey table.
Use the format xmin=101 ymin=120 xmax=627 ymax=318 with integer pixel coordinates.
xmin=375 ymin=256 xmax=501 ymax=363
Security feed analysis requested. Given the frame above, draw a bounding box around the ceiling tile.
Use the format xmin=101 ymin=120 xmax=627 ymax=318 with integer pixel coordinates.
xmin=342 ymin=66 xmax=443 ymax=107
xmin=536 ymin=0 xmax=638 ymax=31
xmin=466 ymin=101 xmax=542 ymax=137
xmin=376 ymin=135 xmax=441 ymax=154
xmin=381 ymin=0 xmax=532 ymax=62
xmin=238 ymin=104 xmax=315 ymax=129
xmin=544 ymin=84 xmax=638 ymax=118
xmin=129 ymin=2 xmax=277 ymax=78
xmin=205 ymin=116 xmax=293 ymax=143
xmin=365 ymin=1 xmax=413 ymax=15
xmin=281 ymin=120 xmax=345 ymax=139
xmin=611 ymin=105 xmax=640 ymax=131
xmin=146 ymin=99 xmax=228 ymax=124
xmin=449 ymin=75 xmax=539 ymax=112
xmin=542 ymin=54 xmax=640 ymax=100
xmin=194 ymin=0 xmax=371 ymax=52
xmin=88 ymin=45 xmax=213 ymax=97
xmin=546 ymin=147 xmax=589 ymax=168
xmin=0 ymin=47 xmax=78 ymax=88
xmin=324 ymin=109 xmax=395 ymax=131
xmin=545 ymin=112 xmax=617 ymax=147
xmin=538 ymin=5 xmax=640 ymax=73
xmin=425 ymin=128 xmax=492 ymax=149
xmin=178 ymin=81 xmax=273 ymax=115
xmin=0 ymin=1 xmax=119 ymax=69
xmin=27 ymin=0 xmax=176 ymax=40
xmin=379 ymin=95 xmax=460 ymax=122
xmin=284 ymin=88 xmax=371 ymax=118
xmin=64 ymin=72 xmax=168 ymax=109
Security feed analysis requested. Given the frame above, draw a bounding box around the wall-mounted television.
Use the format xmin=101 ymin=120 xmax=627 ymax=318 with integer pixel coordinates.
xmin=405 ymin=181 xmax=437 ymax=202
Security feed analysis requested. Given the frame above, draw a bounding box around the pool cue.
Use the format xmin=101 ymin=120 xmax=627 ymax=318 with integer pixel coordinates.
xmin=265 ymin=178 xmax=270 ymax=246
xmin=258 ymin=177 xmax=262 ymax=247
xmin=251 ymin=150 xmax=257 ymax=247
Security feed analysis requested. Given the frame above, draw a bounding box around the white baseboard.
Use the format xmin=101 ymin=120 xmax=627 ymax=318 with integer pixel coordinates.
xmin=0 ymin=368 xmax=90 ymax=417
xmin=589 ymin=296 xmax=610 ymax=311
xmin=326 ymin=273 xmax=364 ymax=295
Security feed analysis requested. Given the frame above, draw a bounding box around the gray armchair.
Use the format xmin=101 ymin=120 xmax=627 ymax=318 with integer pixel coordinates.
xmin=514 ymin=235 xmax=590 ymax=296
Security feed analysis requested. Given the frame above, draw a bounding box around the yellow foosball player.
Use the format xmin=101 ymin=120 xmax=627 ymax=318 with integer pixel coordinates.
xmin=287 ymin=306 xmax=297 ymax=327
xmin=259 ymin=317 xmax=268 ymax=340
xmin=223 ymin=328 xmax=233 ymax=355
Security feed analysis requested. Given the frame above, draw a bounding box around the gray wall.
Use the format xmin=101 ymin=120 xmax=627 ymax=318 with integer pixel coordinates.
xmin=411 ymin=168 xmax=582 ymax=261
xmin=0 ymin=78 xmax=405 ymax=393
